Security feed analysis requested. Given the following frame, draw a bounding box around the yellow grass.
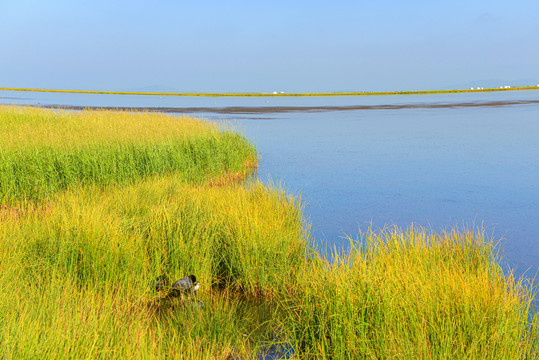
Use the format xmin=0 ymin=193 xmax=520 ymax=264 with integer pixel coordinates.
xmin=2 ymin=86 xmax=539 ymax=97
xmin=0 ymin=105 xmax=256 ymax=204
xmin=0 ymin=105 xmax=216 ymax=150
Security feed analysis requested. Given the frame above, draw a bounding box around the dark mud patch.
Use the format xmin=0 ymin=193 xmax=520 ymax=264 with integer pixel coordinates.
xmin=35 ymin=99 xmax=539 ymax=115
xmin=0 ymin=96 xmax=32 ymax=100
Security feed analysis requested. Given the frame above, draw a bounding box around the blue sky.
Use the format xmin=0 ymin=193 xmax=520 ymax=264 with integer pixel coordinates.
xmin=1 ymin=0 xmax=538 ymax=92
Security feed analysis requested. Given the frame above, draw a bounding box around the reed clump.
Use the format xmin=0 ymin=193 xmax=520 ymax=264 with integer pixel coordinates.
xmin=283 ymin=227 xmax=538 ymax=359
xmin=0 ymin=105 xmax=256 ymax=205
xmin=0 ymin=178 xmax=304 ymax=359
xmin=2 ymin=177 xmax=306 ymax=295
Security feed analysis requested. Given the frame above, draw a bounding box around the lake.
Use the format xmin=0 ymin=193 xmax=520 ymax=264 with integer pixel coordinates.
xmin=2 ymin=89 xmax=538 ymax=279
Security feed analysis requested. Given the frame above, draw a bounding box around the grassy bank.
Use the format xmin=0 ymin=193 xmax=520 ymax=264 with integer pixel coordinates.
xmin=0 ymin=106 xmax=256 ymax=205
xmin=0 ymin=106 xmax=537 ymax=359
xmin=284 ymin=228 xmax=538 ymax=358
xmin=0 ymin=177 xmax=306 ymax=359
xmin=2 ymin=86 xmax=539 ymax=97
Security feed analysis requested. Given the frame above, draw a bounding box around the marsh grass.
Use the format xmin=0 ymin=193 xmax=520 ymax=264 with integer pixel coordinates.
xmin=283 ymin=228 xmax=538 ymax=359
xmin=0 ymin=105 xmax=537 ymax=359
xmin=0 ymin=271 xmax=280 ymax=359
xmin=0 ymin=105 xmax=256 ymax=205
xmin=0 ymin=174 xmax=307 ymax=359
xmin=2 ymin=86 xmax=539 ymax=96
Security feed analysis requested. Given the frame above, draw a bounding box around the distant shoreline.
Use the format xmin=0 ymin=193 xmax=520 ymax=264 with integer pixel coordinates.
xmin=21 ymin=98 xmax=539 ymax=115
xmin=1 ymin=86 xmax=539 ymax=97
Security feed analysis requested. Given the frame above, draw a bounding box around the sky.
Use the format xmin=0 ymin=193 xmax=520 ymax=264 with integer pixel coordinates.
xmin=1 ymin=0 xmax=539 ymax=93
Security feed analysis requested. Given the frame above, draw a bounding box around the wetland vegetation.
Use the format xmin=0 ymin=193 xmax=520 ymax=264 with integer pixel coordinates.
xmin=2 ymin=85 xmax=539 ymax=97
xmin=0 ymin=105 xmax=537 ymax=359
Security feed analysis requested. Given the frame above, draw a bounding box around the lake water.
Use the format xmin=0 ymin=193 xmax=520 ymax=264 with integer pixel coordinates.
xmin=2 ymin=89 xmax=539 ymax=279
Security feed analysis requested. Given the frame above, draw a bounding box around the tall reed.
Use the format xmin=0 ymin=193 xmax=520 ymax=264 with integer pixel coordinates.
xmin=0 ymin=173 xmax=307 ymax=358
xmin=283 ymin=227 xmax=538 ymax=359
xmin=0 ymin=105 xmax=256 ymax=205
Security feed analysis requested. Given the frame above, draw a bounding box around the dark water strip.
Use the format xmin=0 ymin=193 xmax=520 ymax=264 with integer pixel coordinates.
xmin=28 ymin=99 xmax=539 ymax=114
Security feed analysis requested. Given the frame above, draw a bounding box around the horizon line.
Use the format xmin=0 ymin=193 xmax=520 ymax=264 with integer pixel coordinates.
xmin=1 ymin=86 xmax=539 ymax=97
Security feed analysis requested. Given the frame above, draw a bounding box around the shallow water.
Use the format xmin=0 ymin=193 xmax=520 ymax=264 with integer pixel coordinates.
xmin=2 ymin=89 xmax=539 ymax=278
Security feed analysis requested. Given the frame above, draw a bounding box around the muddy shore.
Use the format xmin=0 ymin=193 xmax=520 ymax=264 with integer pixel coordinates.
xmin=31 ymin=99 xmax=539 ymax=114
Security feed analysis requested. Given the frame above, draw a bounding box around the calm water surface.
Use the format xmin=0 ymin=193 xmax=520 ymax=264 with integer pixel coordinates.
xmin=2 ymin=90 xmax=538 ymax=278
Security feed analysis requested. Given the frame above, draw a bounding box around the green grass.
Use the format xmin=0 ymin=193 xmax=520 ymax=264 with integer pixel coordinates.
xmin=2 ymin=85 xmax=539 ymax=97
xmin=0 ymin=105 xmax=537 ymax=359
xmin=283 ymin=228 xmax=538 ymax=359
xmin=0 ymin=105 xmax=256 ymax=205
xmin=0 ymin=177 xmax=306 ymax=359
